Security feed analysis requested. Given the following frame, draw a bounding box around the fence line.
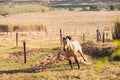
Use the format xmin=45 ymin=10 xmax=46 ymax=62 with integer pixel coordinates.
xmin=0 ymin=26 xmax=112 ymax=48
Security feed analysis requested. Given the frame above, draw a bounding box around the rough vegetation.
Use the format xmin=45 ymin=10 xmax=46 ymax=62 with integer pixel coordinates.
xmin=82 ymin=42 xmax=116 ymax=58
xmin=7 ymin=42 xmax=119 ymax=72
xmin=112 ymin=20 xmax=120 ymax=40
xmin=0 ymin=24 xmax=47 ymax=32
xmin=0 ymin=43 xmax=120 ymax=80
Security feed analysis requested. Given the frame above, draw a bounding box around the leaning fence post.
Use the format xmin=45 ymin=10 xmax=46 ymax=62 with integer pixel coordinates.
xmin=23 ymin=41 xmax=27 ymax=64
xmin=16 ymin=32 xmax=18 ymax=47
xmin=60 ymin=29 xmax=62 ymax=46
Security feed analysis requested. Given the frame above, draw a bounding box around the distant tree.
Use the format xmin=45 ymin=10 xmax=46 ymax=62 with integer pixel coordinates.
xmin=118 ymin=6 xmax=120 ymax=10
xmin=82 ymin=7 xmax=89 ymax=11
xmin=109 ymin=5 xmax=115 ymax=10
xmin=68 ymin=7 xmax=74 ymax=11
xmin=41 ymin=9 xmax=45 ymax=13
xmin=89 ymin=5 xmax=99 ymax=11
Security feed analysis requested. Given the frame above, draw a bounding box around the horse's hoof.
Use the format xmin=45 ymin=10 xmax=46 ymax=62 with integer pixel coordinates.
xmin=78 ymin=67 xmax=81 ymax=69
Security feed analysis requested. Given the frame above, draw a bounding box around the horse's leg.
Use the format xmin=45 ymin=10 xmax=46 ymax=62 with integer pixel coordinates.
xmin=68 ymin=59 xmax=73 ymax=69
xmin=78 ymin=45 xmax=87 ymax=62
xmin=67 ymin=56 xmax=73 ymax=69
xmin=74 ymin=56 xmax=80 ymax=69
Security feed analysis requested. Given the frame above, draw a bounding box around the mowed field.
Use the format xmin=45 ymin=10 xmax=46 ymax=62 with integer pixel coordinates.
xmin=1 ymin=10 xmax=120 ymax=37
xmin=0 ymin=10 xmax=120 ymax=80
xmin=1 ymin=10 xmax=120 ymax=28
xmin=0 ymin=10 xmax=120 ymax=29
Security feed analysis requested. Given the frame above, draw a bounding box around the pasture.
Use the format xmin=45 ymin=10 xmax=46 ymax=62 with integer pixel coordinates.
xmin=0 ymin=10 xmax=120 ymax=80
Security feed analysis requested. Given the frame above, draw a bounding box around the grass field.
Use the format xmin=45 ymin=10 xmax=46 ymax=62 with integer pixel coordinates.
xmin=0 ymin=5 xmax=51 ymax=14
xmin=0 ymin=45 xmax=120 ymax=80
xmin=0 ymin=10 xmax=120 ymax=34
xmin=0 ymin=10 xmax=120 ymax=80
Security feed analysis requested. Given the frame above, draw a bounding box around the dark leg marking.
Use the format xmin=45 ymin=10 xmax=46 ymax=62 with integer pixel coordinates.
xmin=69 ymin=60 xmax=73 ymax=69
xmin=75 ymin=58 xmax=80 ymax=69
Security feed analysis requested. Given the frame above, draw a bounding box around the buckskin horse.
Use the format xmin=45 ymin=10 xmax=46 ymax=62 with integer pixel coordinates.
xmin=63 ymin=36 xmax=90 ymax=69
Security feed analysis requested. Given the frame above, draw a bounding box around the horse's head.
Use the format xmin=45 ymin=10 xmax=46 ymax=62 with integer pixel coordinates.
xmin=63 ymin=36 xmax=72 ymax=51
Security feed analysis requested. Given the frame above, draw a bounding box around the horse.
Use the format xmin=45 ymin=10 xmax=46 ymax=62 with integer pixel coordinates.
xmin=63 ymin=36 xmax=90 ymax=69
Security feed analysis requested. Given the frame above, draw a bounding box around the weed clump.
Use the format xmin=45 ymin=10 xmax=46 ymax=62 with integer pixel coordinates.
xmin=112 ymin=19 xmax=120 ymax=40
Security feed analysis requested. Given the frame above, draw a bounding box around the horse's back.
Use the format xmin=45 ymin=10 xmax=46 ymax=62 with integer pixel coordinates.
xmin=70 ymin=40 xmax=82 ymax=54
xmin=71 ymin=40 xmax=82 ymax=49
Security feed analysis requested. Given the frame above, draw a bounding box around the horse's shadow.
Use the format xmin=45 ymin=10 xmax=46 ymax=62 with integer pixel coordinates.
xmin=0 ymin=68 xmax=40 ymax=75
xmin=0 ymin=64 xmax=72 ymax=75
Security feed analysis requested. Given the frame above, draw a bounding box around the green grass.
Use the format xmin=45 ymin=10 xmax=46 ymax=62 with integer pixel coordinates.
xmin=0 ymin=49 xmax=52 ymax=69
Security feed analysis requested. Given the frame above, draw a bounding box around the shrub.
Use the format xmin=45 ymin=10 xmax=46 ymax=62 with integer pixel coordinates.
xmin=0 ymin=25 xmax=8 ymax=32
xmin=82 ymin=7 xmax=89 ymax=11
xmin=0 ymin=10 xmax=9 ymax=16
xmin=108 ymin=5 xmax=115 ymax=10
xmin=112 ymin=20 xmax=120 ymax=40
xmin=89 ymin=5 xmax=99 ymax=11
xmin=118 ymin=6 xmax=120 ymax=10
xmin=82 ymin=41 xmax=116 ymax=58
xmin=41 ymin=9 xmax=46 ymax=13
xmin=68 ymin=7 xmax=74 ymax=11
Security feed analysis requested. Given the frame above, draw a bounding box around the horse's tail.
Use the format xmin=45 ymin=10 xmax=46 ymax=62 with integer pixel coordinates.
xmin=78 ymin=47 xmax=87 ymax=62
xmin=74 ymin=40 xmax=87 ymax=62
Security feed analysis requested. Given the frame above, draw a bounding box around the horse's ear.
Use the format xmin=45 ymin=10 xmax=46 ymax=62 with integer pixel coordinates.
xmin=66 ymin=36 xmax=72 ymax=40
xmin=63 ymin=37 xmax=66 ymax=40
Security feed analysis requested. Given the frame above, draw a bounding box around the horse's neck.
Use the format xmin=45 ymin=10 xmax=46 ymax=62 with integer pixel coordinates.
xmin=67 ymin=41 xmax=73 ymax=49
xmin=70 ymin=40 xmax=80 ymax=49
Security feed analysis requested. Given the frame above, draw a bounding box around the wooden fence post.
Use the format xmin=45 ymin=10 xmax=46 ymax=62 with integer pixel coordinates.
xmin=16 ymin=32 xmax=18 ymax=47
xmin=75 ymin=29 xmax=77 ymax=36
xmin=23 ymin=41 xmax=27 ymax=64
xmin=106 ymin=33 xmax=108 ymax=42
xmin=96 ymin=29 xmax=99 ymax=42
xmin=45 ymin=28 xmax=48 ymax=36
xmin=83 ymin=34 xmax=85 ymax=43
xmin=10 ymin=31 xmax=12 ymax=37
xmin=103 ymin=31 xmax=105 ymax=43
xmin=60 ymin=29 xmax=62 ymax=46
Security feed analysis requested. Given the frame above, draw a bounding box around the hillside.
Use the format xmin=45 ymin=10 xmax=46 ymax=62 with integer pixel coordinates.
xmin=0 ymin=0 xmax=120 ymax=4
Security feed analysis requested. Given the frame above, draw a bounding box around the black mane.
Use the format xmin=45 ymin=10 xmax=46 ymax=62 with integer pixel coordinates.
xmin=66 ymin=36 xmax=72 ymax=40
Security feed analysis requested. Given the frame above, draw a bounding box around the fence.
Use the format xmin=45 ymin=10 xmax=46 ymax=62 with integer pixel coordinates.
xmin=0 ymin=26 xmax=112 ymax=48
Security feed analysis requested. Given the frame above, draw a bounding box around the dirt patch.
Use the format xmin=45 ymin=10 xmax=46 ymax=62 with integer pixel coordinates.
xmin=9 ymin=48 xmax=46 ymax=60
xmin=7 ymin=48 xmax=66 ymax=72
xmin=82 ymin=41 xmax=117 ymax=58
xmin=28 ymin=42 xmax=119 ymax=72
xmin=27 ymin=49 xmax=65 ymax=72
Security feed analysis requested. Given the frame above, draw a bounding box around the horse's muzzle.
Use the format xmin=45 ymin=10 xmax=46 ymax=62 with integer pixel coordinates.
xmin=63 ymin=48 xmax=66 ymax=52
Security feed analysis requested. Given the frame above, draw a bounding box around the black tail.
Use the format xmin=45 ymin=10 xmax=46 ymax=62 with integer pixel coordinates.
xmin=78 ymin=50 xmax=87 ymax=62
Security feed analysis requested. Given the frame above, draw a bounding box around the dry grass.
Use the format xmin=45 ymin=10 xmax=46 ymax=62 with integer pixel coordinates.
xmin=0 ymin=45 xmax=120 ymax=80
xmin=0 ymin=11 xmax=120 ymax=27
xmin=0 ymin=11 xmax=119 ymax=44
xmin=0 ymin=10 xmax=120 ymax=80
xmin=0 ymin=10 xmax=120 ymax=39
